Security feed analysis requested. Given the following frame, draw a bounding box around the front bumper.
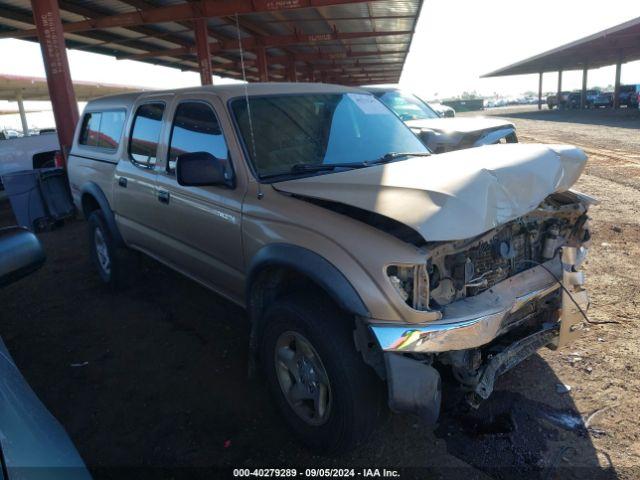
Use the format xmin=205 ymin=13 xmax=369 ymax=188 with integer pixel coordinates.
xmin=370 ymin=247 xmax=588 ymax=354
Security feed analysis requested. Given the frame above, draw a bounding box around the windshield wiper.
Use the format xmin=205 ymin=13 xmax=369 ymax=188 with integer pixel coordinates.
xmin=289 ymin=162 xmax=369 ymax=173
xmin=284 ymin=153 xmax=431 ymax=177
xmin=369 ymin=151 xmax=432 ymax=164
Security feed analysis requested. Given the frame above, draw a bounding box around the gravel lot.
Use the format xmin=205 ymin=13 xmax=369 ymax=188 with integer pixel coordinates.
xmin=0 ymin=107 xmax=638 ymax=479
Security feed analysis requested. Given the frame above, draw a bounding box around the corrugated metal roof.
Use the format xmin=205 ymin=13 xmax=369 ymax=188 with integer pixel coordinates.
xmin=0 ymin=0 xmax=423 ymax=85
xmin=483 ymin=16 xmax=640 ymax=77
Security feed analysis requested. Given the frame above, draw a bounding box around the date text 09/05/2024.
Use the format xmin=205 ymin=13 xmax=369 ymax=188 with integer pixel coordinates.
xmin=232 ymin=468 xmax=401 ymax=478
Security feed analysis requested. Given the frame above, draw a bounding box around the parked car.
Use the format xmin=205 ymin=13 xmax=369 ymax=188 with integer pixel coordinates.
xmin=365 ymin=87 xmax=517 ymax=153
xmin=68 ymin=83 xmax=593 ymax=453
xmin=567 ymin=92 xmax=583 ymax=109
xmin=547 ymin=91 xmax=572 ymax=109
xmin=593 ymin=91 xmax=613 ymax=108
xmin=0 ymin=227 xmax=92 ymax=480
xmin=619 ymin=84 xmax=640 ymax=108
xmin=427 ymin=102 xmax=455 ymax=117
xmin=567 ymin=90 xmax=600 ymax=109
xmin=0 ymin=129 xmax=22 ymax=139
xmin=0 ymin=132 xmax=61 ymax=189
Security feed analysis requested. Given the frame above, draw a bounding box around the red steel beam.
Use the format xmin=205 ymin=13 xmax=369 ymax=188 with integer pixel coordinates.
xmin=3 ymin=0 xmax=378 ymax=39
xmin=260 ymin=14 xmax=416 ymax=23
xmin=31 ymin=0 xmax=79 ymax=164
xmin=273 ymin=49 xmax=406 ymax=63
xmin=118 ymin=30 xmax=411 ymax=61
xmin=193 ymin=18 xmax=213 ymax=85
xmin=287 ymin=57 xmax=298 ymax=82
xmin=256 ymin=46 xmax=269 ymax=82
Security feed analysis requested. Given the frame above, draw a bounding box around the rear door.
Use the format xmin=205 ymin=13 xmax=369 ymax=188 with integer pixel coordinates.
xmin=113 ymin=94 xmax=172 ymax=252
xmin=152 ymin=93 xmax=245 ymax=304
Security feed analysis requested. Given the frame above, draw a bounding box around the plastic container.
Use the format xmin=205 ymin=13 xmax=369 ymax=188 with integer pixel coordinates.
xmin=1 ymin=168 xmax=74 ymax=231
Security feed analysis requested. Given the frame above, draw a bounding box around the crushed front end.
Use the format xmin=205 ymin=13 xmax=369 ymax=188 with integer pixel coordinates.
xmin=371 ymin=190 xmax=594 ymax=419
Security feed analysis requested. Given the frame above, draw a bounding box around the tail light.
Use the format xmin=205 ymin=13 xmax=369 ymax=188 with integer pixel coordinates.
xmin=54 ymin=151 xmax=65 ymax=168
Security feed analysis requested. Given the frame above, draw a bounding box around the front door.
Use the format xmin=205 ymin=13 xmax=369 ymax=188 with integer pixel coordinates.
xmin=152 ymin=95 xmax=245 ymax=304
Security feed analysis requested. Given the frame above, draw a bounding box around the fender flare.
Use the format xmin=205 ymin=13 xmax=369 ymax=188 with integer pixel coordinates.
xmin=246 ymin=243 xmax=369 ymax=319
xmin=80 ymin=182 xmax=124 ymax=246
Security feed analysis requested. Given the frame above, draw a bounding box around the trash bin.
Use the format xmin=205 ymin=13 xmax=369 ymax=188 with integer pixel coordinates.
xmin=1 ymin=168 xmax=75 ymax=231
xmin=38 ymin=168 xmax=75 ymax=222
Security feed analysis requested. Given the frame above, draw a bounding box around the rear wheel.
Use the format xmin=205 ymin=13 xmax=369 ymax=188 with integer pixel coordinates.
xmin=261 ymin=294 xmax=384 ymax=453
xmin=88 ymin=210 xmax=128 ymax=289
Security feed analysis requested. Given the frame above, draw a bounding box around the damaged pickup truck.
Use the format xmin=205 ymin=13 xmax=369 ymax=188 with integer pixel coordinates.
xmin=67 ymin=83 xmax=593 ymax=454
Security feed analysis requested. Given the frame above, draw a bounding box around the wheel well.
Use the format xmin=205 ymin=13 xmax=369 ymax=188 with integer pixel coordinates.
xmin=32 ymin=150 xmax=57 ymax=169
xmin=81 ymin=193 xmax=101 ymax=219
xmin=248 ymin=266 xmax=324 ymax=325
xmin=247 ymin=265 xmax=385 ymax=379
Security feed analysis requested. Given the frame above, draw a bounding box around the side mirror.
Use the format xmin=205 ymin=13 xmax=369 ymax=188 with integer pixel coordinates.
xmin=176 ymin=151 xmax=229 ymax=187
xmin=0 ymin=227 xmax=46 ymax=288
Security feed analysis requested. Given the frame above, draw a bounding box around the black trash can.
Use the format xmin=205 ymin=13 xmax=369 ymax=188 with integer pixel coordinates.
xmin=1 ymin=168 xmax=75 ymax=231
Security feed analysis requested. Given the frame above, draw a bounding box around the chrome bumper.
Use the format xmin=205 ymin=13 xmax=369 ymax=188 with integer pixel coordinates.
xmin=370 ymin=248 xmax=588 ymax=353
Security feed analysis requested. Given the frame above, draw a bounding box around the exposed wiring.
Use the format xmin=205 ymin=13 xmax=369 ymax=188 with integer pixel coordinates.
xmin=516 ymin=258 xmax=620 ymax=325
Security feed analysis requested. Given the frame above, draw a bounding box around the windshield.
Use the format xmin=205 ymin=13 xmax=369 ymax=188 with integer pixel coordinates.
xmin=231 ymin=93 xmax=428 ymax=179
xmin=374 ymin=91 xmax=439 ymax=121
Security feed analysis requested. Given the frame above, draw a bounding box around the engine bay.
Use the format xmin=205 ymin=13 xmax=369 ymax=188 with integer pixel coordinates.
xmin=426 ymin=190 xmax=592 ymax=308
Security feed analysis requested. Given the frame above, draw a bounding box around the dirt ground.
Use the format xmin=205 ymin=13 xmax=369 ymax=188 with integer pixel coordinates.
xmin=1 ymin=107 xmax=639 ymax=479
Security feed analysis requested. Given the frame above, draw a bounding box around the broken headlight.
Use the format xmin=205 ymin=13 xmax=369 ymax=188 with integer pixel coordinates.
xmin=386 ymin=264 xmax=430 ymax=311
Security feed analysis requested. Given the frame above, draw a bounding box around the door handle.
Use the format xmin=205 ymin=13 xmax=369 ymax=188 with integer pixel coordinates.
xmin=118 ymin=177 xmax=127 ymax=188
xmin=157 ymin=190 xmax=170 ymax=204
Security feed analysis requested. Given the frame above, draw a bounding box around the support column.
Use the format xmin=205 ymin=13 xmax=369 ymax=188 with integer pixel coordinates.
xmin=613 ymin=61 xmax=622 ymax=109
xmin=286 ymin=58 xmax=297 ymax=82
xmin=193 ymin=18 xmax=212 ymax=86
xmin=16 ymin=93 xmax=29 ymax=135
xmin=255 ymin=46 xmax=268 ymax=82
xmin=556 ymin=69 xmax=563 ymax=110
xmin=581 ymin=67 xmax=588 ymax=109
xmin=538 ymin=72 xmax=543 ymax=111
xmin=31 ymin=0 xmax=79 ymax=164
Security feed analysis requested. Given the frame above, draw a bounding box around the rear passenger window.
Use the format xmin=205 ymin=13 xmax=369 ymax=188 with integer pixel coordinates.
xmin=79 ymin=110 xmax=125 ymax=150
xmin=130 ymin=103 xmax=165 ymax=167
xmin=79 ymin=112 xmax=101 ymax=147
xmin=167 ymin=102 xmax=229 ymax=174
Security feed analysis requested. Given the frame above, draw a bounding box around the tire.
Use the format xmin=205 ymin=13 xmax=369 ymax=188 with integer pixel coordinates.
xmin=87 ymin=210 xmax=128 ymax=289
xmin=261 ymin=294 xmax=384 ymax=454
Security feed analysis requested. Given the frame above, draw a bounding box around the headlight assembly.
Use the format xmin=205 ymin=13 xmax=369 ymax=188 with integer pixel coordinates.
xmin=386 ymin=264 xmax=430 ymax=311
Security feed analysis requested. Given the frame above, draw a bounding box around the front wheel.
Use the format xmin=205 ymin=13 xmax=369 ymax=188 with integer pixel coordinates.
xmin=261 ymin=294 xmax=384 ymax=453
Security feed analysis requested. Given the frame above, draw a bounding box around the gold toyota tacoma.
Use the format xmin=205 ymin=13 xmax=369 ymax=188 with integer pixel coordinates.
xmin=67 ymin=83 xmax=593 ymax=453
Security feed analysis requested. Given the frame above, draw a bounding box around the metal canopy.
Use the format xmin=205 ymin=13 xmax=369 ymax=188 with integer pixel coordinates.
xmin=482 ymin=16 xmax=640 ymax=77
xmin=0 ymin=0 xmax=424 ymax=85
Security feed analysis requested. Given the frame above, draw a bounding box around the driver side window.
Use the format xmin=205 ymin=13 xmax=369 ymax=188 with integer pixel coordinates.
xmin=167 ymin=101 xmax=230 ymax=175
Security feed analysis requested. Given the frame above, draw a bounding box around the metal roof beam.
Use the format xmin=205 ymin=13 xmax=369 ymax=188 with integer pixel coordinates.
xmin=259 ymin=15 xmax=416 ymax=23
xmin=118 ymin=30 xmax=411 ymax=61
xmin=1 ymin=0 xmax=379 ymax=39
xmin=0 ymin=3 xmax=198 ymax=70
xmin=271 ymin=49 xmax=406 ymax=63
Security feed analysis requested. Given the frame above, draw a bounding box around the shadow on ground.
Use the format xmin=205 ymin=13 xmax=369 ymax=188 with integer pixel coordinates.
xmin=480 ymin=107 xmax=639 ymax=129
xmin=0 ymin=202 xmax=616 ymax=479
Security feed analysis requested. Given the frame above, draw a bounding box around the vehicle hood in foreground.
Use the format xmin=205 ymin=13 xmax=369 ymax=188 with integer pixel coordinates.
xmin=273 ymin=143 xmax=587 ymax=242
xmin=0 ymin=336 xmax=92 ymax=479
xmin=405 ymin=116 xmax=513 ymax=133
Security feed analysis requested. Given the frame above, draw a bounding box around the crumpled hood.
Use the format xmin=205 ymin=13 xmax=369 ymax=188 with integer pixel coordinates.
xmin=273 ymin=143 xmax=587 ymax=242
xmin=406 ymin=116 xmax=513 ymax=134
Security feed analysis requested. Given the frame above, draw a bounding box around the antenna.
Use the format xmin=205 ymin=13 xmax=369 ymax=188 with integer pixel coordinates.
xmin=235 ymin=13 xmax=263 ymax=200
